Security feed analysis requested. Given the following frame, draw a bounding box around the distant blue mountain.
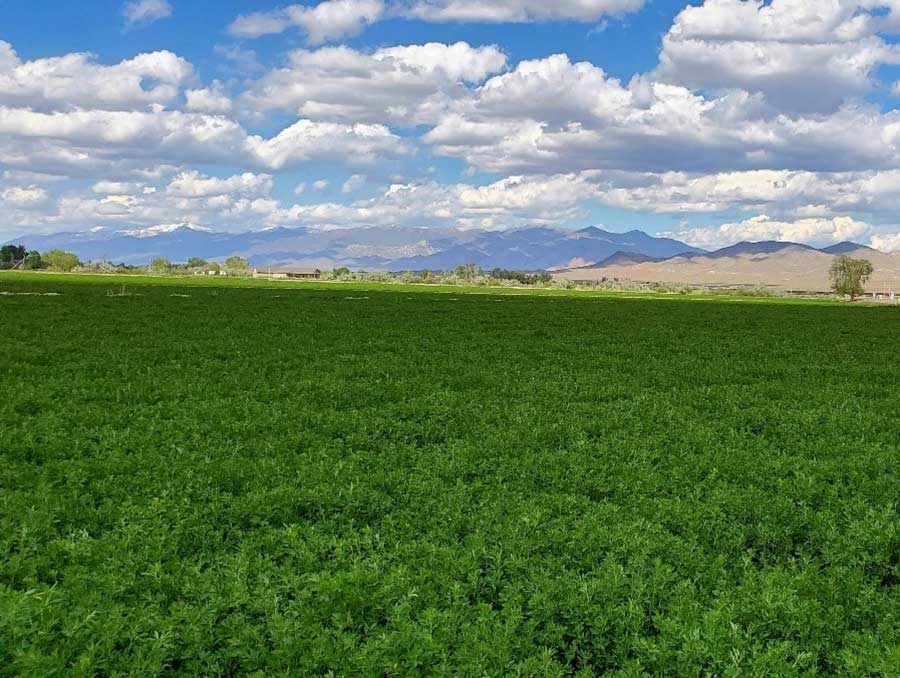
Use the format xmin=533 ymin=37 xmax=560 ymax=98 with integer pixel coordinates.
xmin=697 ymin=240 xmax=817 ymax=259
xmin=820 ymin=241 xmax=872 ymax=255
xmin=4 ymin=224 xmax=704 ymax=271
xmin=6 ymin=225 xmax=290 ymax=265
xmin=389 ymin=227 xmax=705 ymax=271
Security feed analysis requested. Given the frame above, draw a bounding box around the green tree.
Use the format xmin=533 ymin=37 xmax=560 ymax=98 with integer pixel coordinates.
xmin=332 ymin=267 xmax=351 ymax=278
xmin=1 ymin=244 xmax=26 ymax=268
xmin=830 ymin=256 xmax=874 ymax=301
xmin=149 ymin=258 xmax=172 ymax=274
xmin=488 ymin=268 xmax=553 ymax=286
xmin=225 ymin=256 xmax=249 ymax=270
xmin=43 ymin=250 xmax=80 ymax=271
xmin=454 ymin=263 xmax=480 ymax=280
xmin=23 ymin=250 xmax=43 ymax=270
xmin=187 ymin=257 xmax=208 ymax=268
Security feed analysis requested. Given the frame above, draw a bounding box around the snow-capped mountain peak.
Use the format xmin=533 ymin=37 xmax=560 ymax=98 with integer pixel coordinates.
xmin=117 ymin=223 xmax=212 ymax=239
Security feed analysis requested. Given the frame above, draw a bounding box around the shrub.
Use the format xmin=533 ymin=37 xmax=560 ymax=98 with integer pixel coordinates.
xmin=225 ymin=256 xmax=249 ymax=271
xmin=42 ymin=249 xmax=81 ymax=271
xmin=149 ymin=258 xmax=172 ymax=274
xmin=23 ymin=250 xmax=44 ymax=270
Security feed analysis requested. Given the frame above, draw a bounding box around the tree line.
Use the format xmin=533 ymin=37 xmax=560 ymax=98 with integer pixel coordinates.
xmin=328 ymin=265 xmax=555 ymax=287
xmin=1 ymin=244 xmax=252 ymax=275
xmin=281 ymin=257 xmax=881 ymax=299
xmin=1 ymin=245 xmax=80 ymax=271
xmin=149 ymin=256 xmax=249 ymax=274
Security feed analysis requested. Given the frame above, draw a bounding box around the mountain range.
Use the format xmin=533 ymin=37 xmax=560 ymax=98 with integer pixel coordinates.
xmin=4 ymin=224 xmax=703 ymax=271
xmin=6 ymin=225 xmax=899 ymax=292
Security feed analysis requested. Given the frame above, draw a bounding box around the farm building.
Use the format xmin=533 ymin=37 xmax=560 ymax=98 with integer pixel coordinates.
xmin=253 ymin=268 xmax=322 ymax=280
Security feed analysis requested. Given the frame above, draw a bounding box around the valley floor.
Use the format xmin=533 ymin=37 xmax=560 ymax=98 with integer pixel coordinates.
xmin=1 ymin=274 xmax=898 ymax=674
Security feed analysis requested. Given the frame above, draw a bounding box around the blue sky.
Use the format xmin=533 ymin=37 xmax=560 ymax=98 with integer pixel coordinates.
xmin=0 ymin=1 xmax=681 ymax=78
xmin=3 ymin=0 xmax=900 ymax=251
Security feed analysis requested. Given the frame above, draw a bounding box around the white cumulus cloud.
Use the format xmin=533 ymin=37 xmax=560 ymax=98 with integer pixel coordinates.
xmin=421 ymin=54 xmax=900 ymax=175
xmin=1 ymin=185 xmax=48 ymax=207
xmin=229 ymin=0 xmax=644 ymax=41
xmin=870 ymin=232 xmax=900 ymax=252
xmin=92 ymin=181 xmax=145 ymax=195
xmin=655 ymin=0 xmax=900 ymax=113
xmin=166 ymin=171 xmax=274 ymax=198
xmin=247 ymin=119 xmax=411 ymax=170
xmin=240 ymin=42 xmax=506 ymax=125
xmin=0 ymin=105 xmax=410 ymax=177
xmin=230 ymin=0 xmax=384 ymax=43
xmin=0 ymin=43 xmax=193 ymax=112
xmin=275 ymin=173 xmax=600 ymax=229
xmin=342 ymin=174 xmax=367 ymax=193
xmin=123 ymin=0 xmax=173 ymax=25
xmin=185 ymin=82 xmax=233 ymax=114
xmin=406 ymin=0 xmax=645 ymax=22
xmin=663 ymin=215 xmax=873 ymax=249
xmin=10 ymin=5 xmax=900 ymax=243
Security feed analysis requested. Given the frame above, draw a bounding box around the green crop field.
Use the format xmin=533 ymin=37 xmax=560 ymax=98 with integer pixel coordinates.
xmin=1 ymin=273 xmax=898 ymax=676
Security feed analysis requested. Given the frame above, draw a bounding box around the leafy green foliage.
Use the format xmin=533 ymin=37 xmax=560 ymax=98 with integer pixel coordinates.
xmin=41 ymin=249 xmax=80 ymax=272
xmin=0 ymin=275 xmax=898 ymax=674
xmin=149 ymin=257 xmax=172 ymax=274
xmin=187 ymin=257 xmax=208 ymax=269
xmin=0 ymin=245 xmax=26 ymax=269
xmin=830 ymin=256 xmax=875 ymax=300
xmin=454 ymin=263 xmax=481 ymax=280
xmin=225 ymin=256 xmax=249 ymax=271
xmin=22 ymin=251 xmax=43 ymax=270
xmin=491 ymin=268 xmax=554 ymax=285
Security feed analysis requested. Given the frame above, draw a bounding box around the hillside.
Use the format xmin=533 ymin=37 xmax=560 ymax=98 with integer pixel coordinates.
xmin=558 ymin=243 xmax=900 ymax=292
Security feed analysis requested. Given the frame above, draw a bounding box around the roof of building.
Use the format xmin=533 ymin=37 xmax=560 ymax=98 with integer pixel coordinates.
xmin=256 ymin=268 xmax=322 ymax=274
